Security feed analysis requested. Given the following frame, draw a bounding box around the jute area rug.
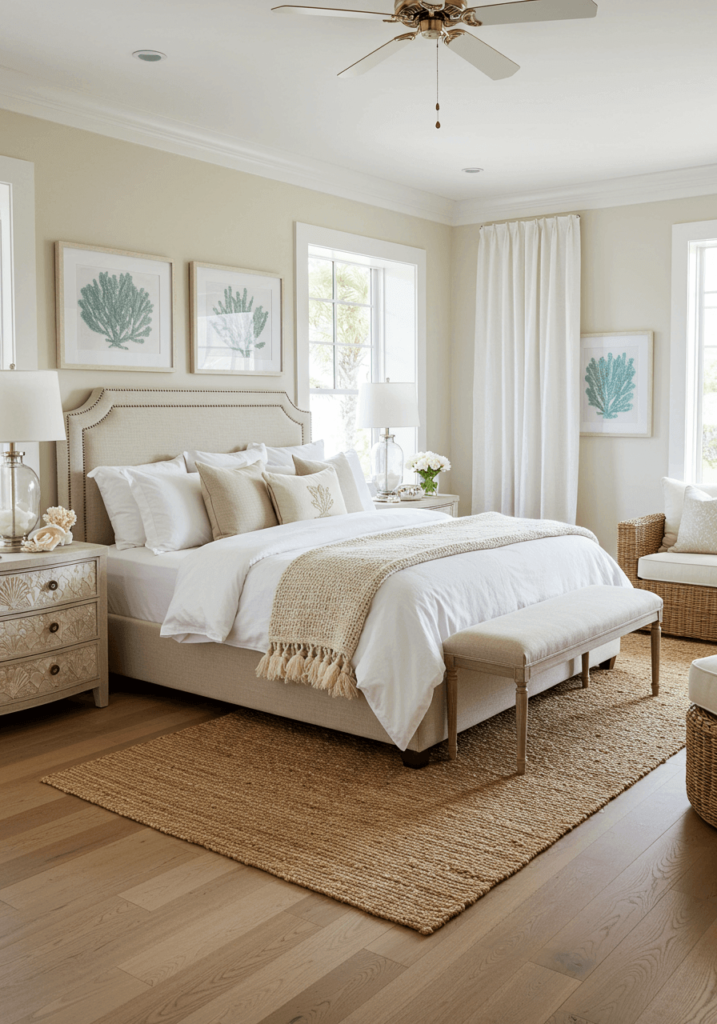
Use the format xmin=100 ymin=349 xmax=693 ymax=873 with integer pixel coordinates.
xmin=43 ymin=633 xmax=700 ymax=935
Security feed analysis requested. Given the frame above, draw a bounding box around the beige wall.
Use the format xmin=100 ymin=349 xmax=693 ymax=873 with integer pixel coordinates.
xmin=452 ymin=194 xmax=717 ymax=556
xmin=0 ymin=108 xmax=453 ymax=506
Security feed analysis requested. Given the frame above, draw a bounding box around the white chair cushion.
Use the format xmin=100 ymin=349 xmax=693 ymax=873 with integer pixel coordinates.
xmin=689 ymin=655 xmax=717 ymax=716
xmin=444 ymin=586 xmax=661 ymax=669
xmin=638 ymin=552 xmax=717 ymax=588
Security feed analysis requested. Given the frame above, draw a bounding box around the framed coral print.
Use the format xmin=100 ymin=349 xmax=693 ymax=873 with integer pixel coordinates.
xmin=190 ymin=261 xmax=282 ymax=375
xmin=56 ymin=242 xmax=175 ymax=371
xmin=580 ymin=331 xmax=653 ymax=437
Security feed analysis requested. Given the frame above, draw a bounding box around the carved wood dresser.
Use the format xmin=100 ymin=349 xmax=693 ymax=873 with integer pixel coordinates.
xmin=0 ymin=542 xmax=108 ymax=716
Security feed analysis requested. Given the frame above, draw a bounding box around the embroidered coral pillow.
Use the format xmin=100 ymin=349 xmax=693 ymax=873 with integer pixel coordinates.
xmin=263 ymin=466 xmax=347 ymax=525
xmin=672 ymin=485 xmax=717 ymax=554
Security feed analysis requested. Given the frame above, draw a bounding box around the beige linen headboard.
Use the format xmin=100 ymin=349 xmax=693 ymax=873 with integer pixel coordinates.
xmin=57 ymin=388 xmax=312 ymax=545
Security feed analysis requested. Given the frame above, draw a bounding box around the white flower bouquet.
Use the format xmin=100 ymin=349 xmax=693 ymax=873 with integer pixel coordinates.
xmin=406 ymin=451 xmax=451 ymax=495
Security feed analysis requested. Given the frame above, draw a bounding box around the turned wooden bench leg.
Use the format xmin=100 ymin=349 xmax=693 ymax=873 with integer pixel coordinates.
xmin=582 ymin=652 xmax=590 ymax=689
xmin=516 ymin=681 xmax=528 ymax=775
xmin=445 ymin=658 xmax=458 ymax=761
xmin=651 ymin=620 xmax=661 ymax=696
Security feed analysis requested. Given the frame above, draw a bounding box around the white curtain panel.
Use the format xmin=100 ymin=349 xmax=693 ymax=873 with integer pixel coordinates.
xmin=472 ymin=214 xmax=581 ymax=524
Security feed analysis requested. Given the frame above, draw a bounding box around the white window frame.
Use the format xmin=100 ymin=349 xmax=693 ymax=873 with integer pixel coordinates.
xmin=670 ymin=219 xmax=717 ymax=480
xmin=295 ymin=223 xmax=427 ymax=453
xmin=0 ymin=155 xmax=37 ymax=371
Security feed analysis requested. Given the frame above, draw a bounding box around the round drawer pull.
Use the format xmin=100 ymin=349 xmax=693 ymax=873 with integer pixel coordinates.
xmin=49 ymin=664 xmax=60 ymax=676
xmin=49 ymin=622 xmax=60 ymax=634
xmin=47 ymin=580 xmax=59 ymax=592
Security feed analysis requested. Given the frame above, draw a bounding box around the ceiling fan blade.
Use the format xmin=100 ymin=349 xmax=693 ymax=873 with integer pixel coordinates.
xmin=272 ymin=5 xmax=392 ymax=19
xmin=466 ymin=0 xmax=597 ymax=26
xmin=443 ymin=30 xmax=519 ymax=79
xmin=338 ymin=33 xmax=415 ymax=78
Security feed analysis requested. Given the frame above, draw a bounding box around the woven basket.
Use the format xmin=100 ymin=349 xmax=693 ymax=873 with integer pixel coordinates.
xmin=686 ymin=703 xmax=717 ymax=829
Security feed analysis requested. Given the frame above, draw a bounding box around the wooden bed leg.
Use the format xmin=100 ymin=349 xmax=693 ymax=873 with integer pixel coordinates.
xmin=599 ymin=656 xmax=617 ymax=670
xmin=581 ymin=652 xmax=590 ymax=689
xmin=400 ymin=748 xmax=431 ymax=769
xmin=651 ymin=620 xmax=661 ymax=696
xmin=445 ymin=658 xmax=458 ymax=761
xmin=516 ymin=681 xmax=528 ymax=776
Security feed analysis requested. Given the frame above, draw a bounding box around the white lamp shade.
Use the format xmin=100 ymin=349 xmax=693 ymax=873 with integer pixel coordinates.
xmin=0 ymin=371 xmax=66 ymax=442
xmin=357 ymin=382 xmax=420 ymax=429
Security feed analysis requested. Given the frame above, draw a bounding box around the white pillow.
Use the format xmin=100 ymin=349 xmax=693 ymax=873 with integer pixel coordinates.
xmin=87 ymin=455 xmax=186 ymax=550
xmin=661 ymin=477 xmax=717 ymax=550
xmin=246 ymin=440 xmax=325 ymax=473
xmin=672 ymin=485 xmax=717 ymax=554
xmin=293 ymin=450 xmax=375 ymax=513
xmin=183 ymin=448 xmax=264 ymax=473
xmin=128 ymin=471 xmax=213 ymax=554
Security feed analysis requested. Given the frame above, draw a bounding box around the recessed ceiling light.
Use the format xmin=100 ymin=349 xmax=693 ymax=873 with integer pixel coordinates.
xmin=132 ymin=50 xmax=167 ymax=62
xmin=462 ymin=167 xmax=484 ymax=174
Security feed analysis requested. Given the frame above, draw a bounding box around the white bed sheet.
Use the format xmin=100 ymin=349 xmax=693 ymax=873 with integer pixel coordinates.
xmin=107 ymin=545 xmax=194 ymax=622
xmin=160 ymin=511 xmax=631 ymax=749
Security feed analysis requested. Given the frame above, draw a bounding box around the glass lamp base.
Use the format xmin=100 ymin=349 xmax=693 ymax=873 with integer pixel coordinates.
xmin=371 ymin=432 xmax=404 ymax=497
xmin=0 ymin=450 xmax=41 ymax=551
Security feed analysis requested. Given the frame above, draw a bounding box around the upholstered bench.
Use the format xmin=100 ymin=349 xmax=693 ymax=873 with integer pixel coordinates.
xmin=443 ymin=586 xmax=663 ymax=774
xmin=687 ymin=656 xmax=717 ymax=828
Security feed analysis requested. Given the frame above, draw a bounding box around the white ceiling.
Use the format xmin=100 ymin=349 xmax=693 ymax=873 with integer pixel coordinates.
xmin=2 ymin=0 xmax=717 ymax=223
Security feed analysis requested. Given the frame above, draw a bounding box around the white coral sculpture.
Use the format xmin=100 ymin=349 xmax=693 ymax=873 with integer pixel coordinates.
xmin=21 ymin=506 xmax=77 ymax=552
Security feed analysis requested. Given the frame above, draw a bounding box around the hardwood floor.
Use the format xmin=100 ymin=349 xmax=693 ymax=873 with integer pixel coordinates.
xmin=1 ymin=677 xmax=716 ymax=1024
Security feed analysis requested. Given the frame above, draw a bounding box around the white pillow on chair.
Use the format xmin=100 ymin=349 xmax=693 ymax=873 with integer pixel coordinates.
xmin=672 ymin=486 xmax=717 ymax=554
xmin=661 ymin=477 xmax=717 ymax=550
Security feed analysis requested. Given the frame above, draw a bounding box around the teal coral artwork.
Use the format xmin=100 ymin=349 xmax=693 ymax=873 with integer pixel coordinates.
xmin=210 ymin=286 xmax=269 ymax=358
xmin=585 ymin=351 xmax=636 ymax=420
xmin=78 ymin=272 xmax=153 ymax=350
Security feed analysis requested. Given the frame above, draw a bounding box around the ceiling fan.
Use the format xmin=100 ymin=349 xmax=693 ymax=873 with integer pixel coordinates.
xmin=272 ymin=0 xmax=597 ymax=80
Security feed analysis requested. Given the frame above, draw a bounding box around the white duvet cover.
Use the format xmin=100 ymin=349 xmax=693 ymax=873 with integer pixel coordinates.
xmin=160 ymin=510 xmax=631 ymax=749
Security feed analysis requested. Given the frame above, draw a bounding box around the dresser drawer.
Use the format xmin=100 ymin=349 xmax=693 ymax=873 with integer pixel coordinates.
xmin=0 ymin=642 xmax=99 ymax=706
xmin=0 ymin=559 xmax=97 ymax=615
xmin=0 ymin=603 xmax=99 ymax=662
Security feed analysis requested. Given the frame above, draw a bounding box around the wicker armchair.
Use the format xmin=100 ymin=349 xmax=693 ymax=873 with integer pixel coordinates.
xmin=618 ymin=513 xmax=717 ymax=642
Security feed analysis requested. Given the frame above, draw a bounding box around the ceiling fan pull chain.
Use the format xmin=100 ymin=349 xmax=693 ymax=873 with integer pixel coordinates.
xmin=435 ymin=38 xmax=441 ymax=129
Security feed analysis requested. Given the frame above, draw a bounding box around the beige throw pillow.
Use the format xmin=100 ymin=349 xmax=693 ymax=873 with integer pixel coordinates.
xmin=263 ymin=466 xmax=347 ymax=524
xmin=672 ymin=485 xmax=717 ymax=554
xmin=293 ymin=452 xmax=367 ymax=513
xmin=196 ymin=461 xmax=278 ymax=540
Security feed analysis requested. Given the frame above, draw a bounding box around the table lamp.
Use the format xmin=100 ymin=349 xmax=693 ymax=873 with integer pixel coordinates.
xmin=0 ymin=370 xmax=66 ymax=552
xmin=357 ymin=379 xmax=420 ymax=499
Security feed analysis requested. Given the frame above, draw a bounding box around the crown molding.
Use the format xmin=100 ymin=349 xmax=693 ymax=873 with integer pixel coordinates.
xmin=2 ymin=65 xmax=717 ymax=229
xmin=453 ymin=163 xmax=717 ymax=226
xmin=0 ymin=65 xmax=454 ymax=226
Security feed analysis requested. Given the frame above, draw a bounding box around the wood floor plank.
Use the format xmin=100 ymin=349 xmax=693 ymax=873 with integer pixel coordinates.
xmin=558 ymin=891 xmax=717 ymax=1024
xmin=463 ymin=961 xmax=580 ymax=1024
xmin=118 ymin=875 xmax=309 ymax=986
xmin=0 ymin=827 xmax=199 ymax=912
xmin=119 ymin=849 xmax=242 ymax=910
xmin=630 ymin=916 xmax=717 ymax=1024
xmin=257 ymin=948 xmax=405 ymax=1024
xmin=175 ymin=912 xmax=390 ymax=1024
xmin=543 ymin=1013 xmax=599 ymax=1024
xmin=0 ymin=815 xmax=145 ymax=888
xmin=9 ymin=966 xmax=149 ymax=1024
xmin=670 ymin=841 xmax=717 ymax=901
xmin=0 ymin=779 xmax=68 ymax=822
xmin=90 ymin=911 xmax=321 ymax=1024
xmin=0 ymin=802 xmax=112 ymax=853
xmin=289 ymin=892 xmax=362 ymax=928
xmin=530 ymin=818 xmax=708 ymax=980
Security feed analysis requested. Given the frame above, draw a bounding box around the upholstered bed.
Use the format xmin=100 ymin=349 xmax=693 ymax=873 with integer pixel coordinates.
xmin=58 ymin=387 xmax=622 ymax=764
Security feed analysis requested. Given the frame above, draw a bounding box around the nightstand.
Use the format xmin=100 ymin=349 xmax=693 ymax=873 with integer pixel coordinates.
xmin=374 ymin=493 xmax=460 ymax=517
xmin=0 ymin=542 xmax=108 ymax=716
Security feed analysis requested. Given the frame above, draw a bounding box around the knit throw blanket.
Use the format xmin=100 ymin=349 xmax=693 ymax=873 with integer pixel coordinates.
xmin=256 ymin=512 xmax=597 ymax=699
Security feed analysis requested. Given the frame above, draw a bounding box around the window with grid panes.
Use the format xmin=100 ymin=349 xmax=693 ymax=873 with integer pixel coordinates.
xmin=690 ymin=242 xmax=717 ymax=482
xmin=307 ymin=246 xmax=417 ymax=479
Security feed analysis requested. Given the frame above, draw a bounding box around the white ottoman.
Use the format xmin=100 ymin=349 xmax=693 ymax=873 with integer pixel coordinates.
xmin=689 ymin=656 xmax=717 ymax=715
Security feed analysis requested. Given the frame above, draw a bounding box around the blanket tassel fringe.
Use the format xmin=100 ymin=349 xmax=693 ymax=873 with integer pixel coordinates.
xmin=256 ymin=643 xmax=358 ymax=700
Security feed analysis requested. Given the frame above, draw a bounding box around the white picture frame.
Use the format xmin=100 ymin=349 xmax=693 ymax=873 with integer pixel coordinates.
xmin=190 ymin=261 xmax=282 ymax=376
xmin=56 ymin=242 xmax=175 ymax=372
xmin=580 ymin=331 xmax=654 ymax=438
